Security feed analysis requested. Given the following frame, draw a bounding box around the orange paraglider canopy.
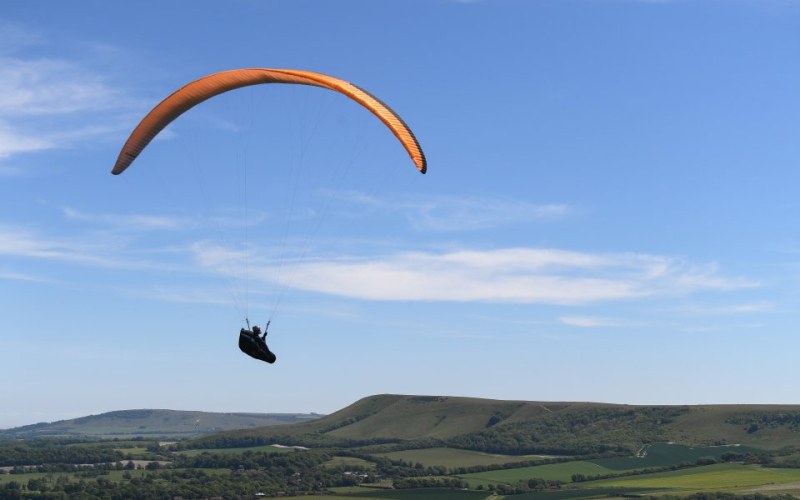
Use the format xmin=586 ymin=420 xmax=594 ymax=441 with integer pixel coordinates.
xmin=112 ymin=68 xmax=426 ymax=175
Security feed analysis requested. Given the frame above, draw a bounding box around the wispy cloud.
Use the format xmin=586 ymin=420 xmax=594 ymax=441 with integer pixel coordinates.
xmin=0 ymin=224 xmax=125 ymax=268
xmin=413 ymin=197 xmax=572 ymax=231
xmin=61 ymin=207 xmax=195 ymax=231
xmin=0 ymin=268 xmax=50 ymax=283
xmin=682 ymin=301 xmax=774 ymax=316
xmin=135 ymin=285 xmax=237 ymax=306
xmin=0 ymin=223 xmax=192 ymax=274
xmin=560 ymin=316 xmax=632 ymax=328
xmin=60 ymin=206 xmax=269 ymax=232
xmin=0 ymin=57 xmax=121 ymax=117
xmin=334 ymin=190 xmax=574 ymax=231
xmin=0 ymin=121 xmax=54 ymax=158
xmin=192 ymin=245 xmax=756 ymax=305
xmin=0 ymin=21 xmax=135 ymax=164
xmin=0 ymin=207 xmax=757 ymax=307
xmin=683 ymin=321 xmax=765 ymax=334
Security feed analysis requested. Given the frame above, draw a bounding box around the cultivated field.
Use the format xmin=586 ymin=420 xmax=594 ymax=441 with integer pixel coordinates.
xmin=285 ymin=493 xmax=489 ymax=500
xmin=376 ymin=448 xmax=550 ymax=469
xmin=592 ymin=443 xmax=758 ymax=470
xmin=6 ymin=396 xmax=800 ymax=498
xmin=457 ymin=461 xmax=615 ymax=485
xmin=585 ymin=463 xmax=800 ymax=492
xmin=340 ymin=488 xmax=491 ymax=500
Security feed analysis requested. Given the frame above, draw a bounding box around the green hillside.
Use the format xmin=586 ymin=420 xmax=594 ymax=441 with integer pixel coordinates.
xmin=0 ymin=409 xmax=323 ymax=439
xmin=188 ymin=394 xmax=800 ymax=455
xmin=3 ymin=397 xmax=800 ymax=499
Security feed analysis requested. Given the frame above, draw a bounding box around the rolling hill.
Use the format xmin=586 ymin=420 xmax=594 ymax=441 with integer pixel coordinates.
xmin=188 ymin=394 xmax=800 ymax=454
xmin=0 ymin=409 xmax=323 ymax=439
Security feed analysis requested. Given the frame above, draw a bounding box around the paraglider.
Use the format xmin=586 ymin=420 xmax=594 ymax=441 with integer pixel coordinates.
xmin=111 ymin=68 xmax=427 ymax=175
xmin=239 ymin=322 xmax=276 ymax=364
xmin=112 ymin=68 xmax=427 ymax=365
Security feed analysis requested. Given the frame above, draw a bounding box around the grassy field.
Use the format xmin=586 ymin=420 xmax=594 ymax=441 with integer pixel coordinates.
xmin=454 ymin=462 xmax=800 ymax=498
xmin=585 ymin=463 xmax=800 ymax=492
xmin=376 ymin=448 xmax=549 ymax=469
xmin=343 ymin=487 xmax=491 ymax=500
xmin=590 ymin=443 xmax=758 ymax=471
xmin=330 ymin=482 xmax=395 ymax=493
xmin=293 ymin=490 xmax=655 ymax=500
xmin=175 ymin=444 xmax=298 ymax=456
xmin=279 ymin=488 xmax=490 ymax=500
xmin=280 ymin=492 xmax=489 ymax=500
xmin=457 ymin=461 xmax=616 ymax=485
xmin=501 ymin=487 xmax=661 ymax=500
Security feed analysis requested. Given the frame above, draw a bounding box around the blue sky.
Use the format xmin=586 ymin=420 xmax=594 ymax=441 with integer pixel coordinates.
xmin=1 ymin=0 xmax=799 ymax=428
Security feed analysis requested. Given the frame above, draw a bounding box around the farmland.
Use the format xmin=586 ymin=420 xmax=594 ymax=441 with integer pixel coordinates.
xmin=294 ymin=490 xmax=491 ymax=500
xmin=593 ymin=443 xmax=761 ymax=470
xmin=3 ymin=395 xmax=800 ymax=498
xmin=456 ymin=461 xmax=616 ymax=485
xmin=375 ymin=448 xmax=550 ymax=469
xmin=2 ymin=436 xmax=798 ymax=499
xmin=586 ymin=463 xmax=800 ymax=491
xmin=345 ymin=488 xmax=492 ymax=500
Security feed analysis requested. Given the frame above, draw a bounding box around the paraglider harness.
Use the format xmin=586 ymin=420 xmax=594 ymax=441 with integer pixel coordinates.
xmin=239 ymin=319 xmax=276 ymax=364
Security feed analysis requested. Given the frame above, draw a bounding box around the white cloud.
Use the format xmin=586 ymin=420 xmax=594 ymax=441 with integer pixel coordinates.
xmin=137 ymin=286 xmax=237 ymax=306
xmin=0 ymin=212 xmax=757 ymax=307
xmin=560 ymin=316 xmax=629 ymax=328
xmin=334 ymin=190 xmax=574 ymax=231
xmin=190 ymin=241 xmax=250 ymax=275
xmin=0 ymin=225 xmax=122 ymax=267
xmin=191 ymin=245 xmax=756 ymax=305
xmin=0 ymin=22 xmax=135 ymax=163
xmin=60 ymin=206 xmax=269 ymax=233
xmin=61 ymin=207 xmax=194 ymax=231
xmin=0 ymin=57 xmax=121 ymax=117
xmin=682 ymin=301 xmax=774 ymax=316
xmin=413 ymin=198 xmax=572 ymax=231
xmin=0 ymin=121 xmax=55 ymax=158
xmin=0 ymin=223 xmax=189 ymax=275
